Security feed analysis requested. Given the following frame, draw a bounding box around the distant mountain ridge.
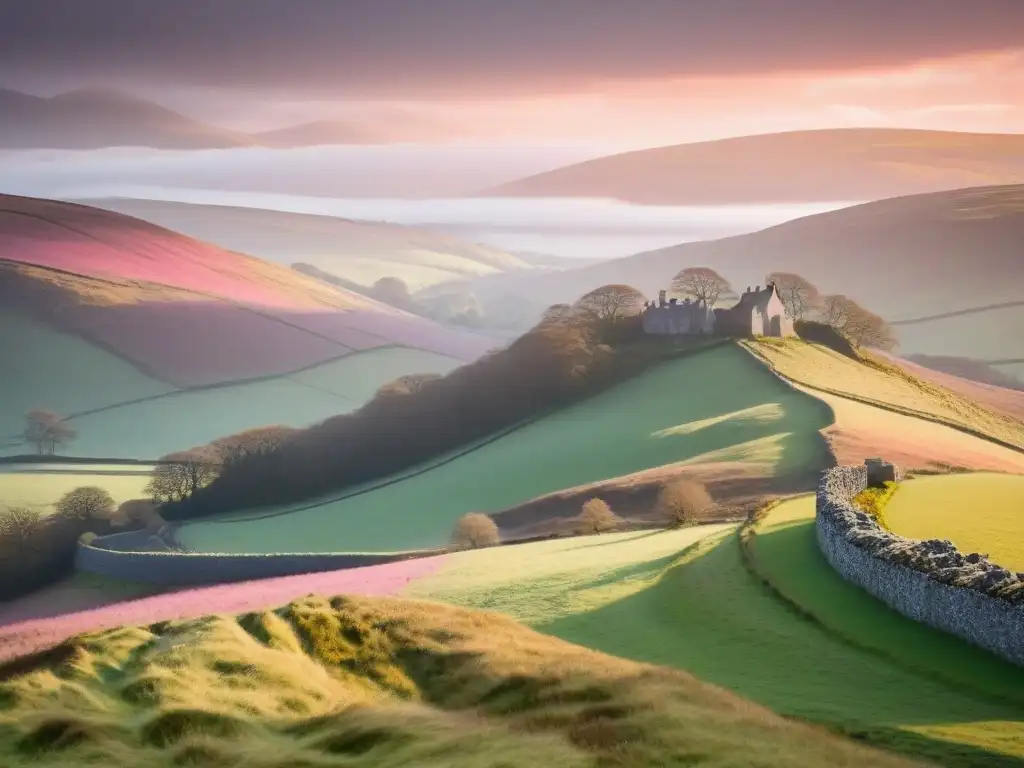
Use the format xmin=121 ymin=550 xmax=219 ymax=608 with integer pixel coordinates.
xmin=0 ymin=88 xmax=450 ymax=150
xmin=0 ymin=88 xmax=257 ymax=150
xmin=486 ymin=128 xmax=1024 ymax=205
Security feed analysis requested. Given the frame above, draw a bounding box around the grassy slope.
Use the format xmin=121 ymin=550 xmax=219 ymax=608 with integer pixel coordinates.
xmin=87 ymin=198 xmax=533 ymax=291
xmin=177 ymin=344 xmax=833 ymax=554
xmin=409 ymin=527 xmax=1024 ymax=766
xmin=895 ymin=305 xmax=1024 ymax=365
xmin=0 ymin=464 xmax=154 ymax=511
xmin=747 ymin=340 xmax=1024 ymax=451
xmin=749 ymin=496 xmax=1024 ymax=704
xmin=1 ymin=306 xmax=464 ymax=459
xmin=884 ymin=474 xmax=1024 ymax=571
xmin=0 ymin=594 xmax=929 ymax=768
xmin=0 ymin=308 xmax=175 ymax=451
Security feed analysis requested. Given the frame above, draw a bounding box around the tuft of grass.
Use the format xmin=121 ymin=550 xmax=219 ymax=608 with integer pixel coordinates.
xmin=0 ymin=590 xmax=929 ymax=767
xmin=852 ymin=481 xmax=899 ymax=529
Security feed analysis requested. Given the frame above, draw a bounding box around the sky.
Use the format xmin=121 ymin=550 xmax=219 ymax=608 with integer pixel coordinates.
xmin=2 ymin=1 xmax=1024 ymax=144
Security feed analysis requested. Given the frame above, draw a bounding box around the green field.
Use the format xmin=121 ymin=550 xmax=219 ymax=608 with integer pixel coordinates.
xmin=408 ymin=525 xmax=1024 ymax=766
xmin=177 ymin=345 xmax=834 ymax=554
xmin=748 ymin=496 xmax=1024 ymax=704
xmin=2 ymin=313 xmax=465 ymax=460
xmin=0 ymin=309 xmax=174 ymax=452
xmin=0 ymin=463 xmax=154 ymax=512
xmin=884 ymin=474 xmax=1024 ymax=571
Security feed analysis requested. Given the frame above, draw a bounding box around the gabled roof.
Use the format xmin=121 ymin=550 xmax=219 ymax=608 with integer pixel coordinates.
xmin=727 ymin=283 xmax=778 ymax=315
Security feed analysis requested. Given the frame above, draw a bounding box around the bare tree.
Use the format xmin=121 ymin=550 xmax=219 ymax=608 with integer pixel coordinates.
xmin=146 ymin=449 xmax=221 ymax=503
xmin=578 ymin=498 xmax=620 ymax=534
xmin=54 ymin=486 xmax=116 ymax=521
xmin=656 ymin=479 xmax=714 ymax=528
xmin=671 ymin=267 xmax=733 ymax=308
xmin=450 ymin=512 xmax=501 ymax=550
xmin=22 ymin=410 xmax=77 ymax=455
xmin=574 ymin=285 xmax=645 ymax=325
xmin=538 ymin=303 xmax=578 ymax=329
xmin=820 ymin=295 xmax=897 ymax=351
xmin=844 ymin=304 xmax=898 ymax=351
xmin=211 ymin=425 xmax=299 ymax=466
xmin=766 ymin=272 xmax=822 ymax=320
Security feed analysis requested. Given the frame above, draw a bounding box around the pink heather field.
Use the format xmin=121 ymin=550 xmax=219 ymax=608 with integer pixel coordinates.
xmin=0 ymin=555 xmax=448 ymax=664
xmin=0 ymin=205 xmax=294 ymax=308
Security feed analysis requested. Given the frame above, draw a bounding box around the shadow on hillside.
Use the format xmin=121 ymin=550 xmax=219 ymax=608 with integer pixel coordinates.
xmin=536 ymin=532 xmax=1024 ymax=768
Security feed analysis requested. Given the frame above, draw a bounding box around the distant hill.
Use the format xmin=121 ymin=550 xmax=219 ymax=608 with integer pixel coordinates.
xmin=486 ymin=128 xmax=1024 ymax=205
xmin=252 ymin=114 xmax=454 ymax=147
xmin=0 ymin=88 xmax=453 ymax=149
xmin=0 ymin=88 xmax=256 ymax=150
xmin=0 ymin=195 xmax=491 ymax=387
xmin=84 ymin=198 xmax=534 ymax=291
xmin=482 ymin=184 xmax=1024 ymax=365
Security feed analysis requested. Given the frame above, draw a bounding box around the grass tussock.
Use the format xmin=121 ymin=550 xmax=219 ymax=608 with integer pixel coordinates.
xmin=0 ymin=593 xmax=926 ymax=767
xmin=852 ymin=482 xmax=899 ymax=530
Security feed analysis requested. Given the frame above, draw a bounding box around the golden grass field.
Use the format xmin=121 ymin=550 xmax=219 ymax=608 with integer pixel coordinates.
xmin=0 ymin=465 xmax=153 ymax=513
xmin=746 ymin=339 xmax=1024 ymax=451
xmin=0 ymin=593 xmax=926 ymax=768
xmin=884 ymin=474 xmax=1024 ymax=571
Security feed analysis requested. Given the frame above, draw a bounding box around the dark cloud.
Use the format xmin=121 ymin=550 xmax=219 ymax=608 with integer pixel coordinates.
xmin=3 ymin=0 xmax=1023 ymax=97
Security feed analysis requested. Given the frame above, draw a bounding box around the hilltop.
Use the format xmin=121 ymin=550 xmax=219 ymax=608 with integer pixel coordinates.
xmin=0 ymin=88 xmax=256 ymax=150
xmin=485 ymin=128 xmax=1024 ymax=205
xmin=486 ymin=184 xmax=1024 ymax=371
xmin=0 ymin=195 xmax=490 ymax=457
xmin=84 ymin=198 xmax=534 ymax=290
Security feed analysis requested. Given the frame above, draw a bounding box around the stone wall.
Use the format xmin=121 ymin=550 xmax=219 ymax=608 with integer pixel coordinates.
xmin=75 ymin=534 xmax=438 ymax=587
xmin=816 ymin=465 xmax=1024 ymax=667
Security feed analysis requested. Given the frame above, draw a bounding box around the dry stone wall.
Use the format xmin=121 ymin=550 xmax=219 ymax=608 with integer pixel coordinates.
xmin=75 ymin=530 xmax=437 ymax=587
xmin=816 ymin=465 xmax=1024 ymax=667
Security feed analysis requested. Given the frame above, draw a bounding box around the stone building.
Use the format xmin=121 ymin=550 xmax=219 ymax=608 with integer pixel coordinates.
xmin=640 ymin=290 xmax=716 ymax=336
xmin=714 ymin=282 xmax=795 ymax=338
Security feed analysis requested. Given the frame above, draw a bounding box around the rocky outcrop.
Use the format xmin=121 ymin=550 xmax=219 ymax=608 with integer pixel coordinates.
xmin=816 ymin=464 xmax=1024 ymax=666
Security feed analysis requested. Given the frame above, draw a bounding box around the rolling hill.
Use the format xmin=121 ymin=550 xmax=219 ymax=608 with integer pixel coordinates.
xmin=83 ymin=198 xmax=536 ymax=291
xmin=492 ymin=184 xmax=1024 ymax=368
xmin=0 ymin=195 xmax=491 ymax=457
xmin=486 ymin=128 xmax=1024 ymax=205
xmin=0 ymin=88 xmax=256 ymax=150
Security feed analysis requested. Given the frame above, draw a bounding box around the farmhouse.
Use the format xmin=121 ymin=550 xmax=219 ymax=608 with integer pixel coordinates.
xmin=715 ymin=283 xmax=795 ymax=338
xmin=641 ymin=290 xmax=716 ymax=335
xmin=642 ymin=281 xmax=794 ymax=338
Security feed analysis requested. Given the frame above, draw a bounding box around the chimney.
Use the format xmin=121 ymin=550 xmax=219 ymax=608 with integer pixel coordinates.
xmin=745 ymin=286 xmax=751 ymax=294
xmin=755 ymin=285 xmax=761 ymax=292
xmin=659 ymin=290 xmax=667 ymax=307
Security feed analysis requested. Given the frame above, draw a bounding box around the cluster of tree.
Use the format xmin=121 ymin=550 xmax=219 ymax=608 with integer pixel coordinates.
xmin=292 ymin=263 xmax=520 ymax=331
xmin=21 ymin=409 xmax=76 ymax=455
xmin=0 ymin=486 xmax=121 ymax=601
xmin=160 ymin=286 xmax=658 ymax=521
xmin=767 ymin=272 xmax=897 ymax=351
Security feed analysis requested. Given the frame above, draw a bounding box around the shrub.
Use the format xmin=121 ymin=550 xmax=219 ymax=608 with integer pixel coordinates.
xmin=79 ymin=531 xmax=98 ymax=545
xmin=851 ymin=482 xmax=898 ymax=530
xmin=55 ymin=486 xmax=116 ymax=521
xmin=450 ymin=513 xmax=501 ymax=551
xmin=656 ymin=479 xmax=714 ymax=528
xmin=577 ymin=498 xmax=620 ymax=535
